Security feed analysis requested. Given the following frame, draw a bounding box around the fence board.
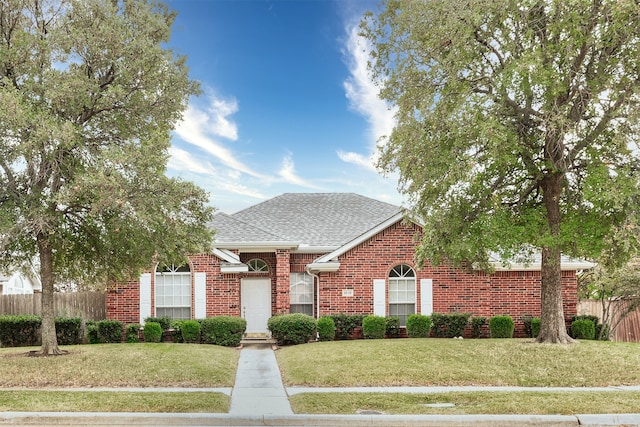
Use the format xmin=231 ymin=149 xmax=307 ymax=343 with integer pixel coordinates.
xmin=0 ymin=292 xmax=106 ymax=321
xmin=577 ymin=299 xmax=640 ymax=342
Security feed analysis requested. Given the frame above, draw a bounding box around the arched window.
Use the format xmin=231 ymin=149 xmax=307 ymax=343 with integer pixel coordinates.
xmin=389 ymin=264 xmax=416 ymax=326
xmin=247 ymin=259 xmax=269 ymax=272
xmin=155 ymin=264 xmax=191 ymax=319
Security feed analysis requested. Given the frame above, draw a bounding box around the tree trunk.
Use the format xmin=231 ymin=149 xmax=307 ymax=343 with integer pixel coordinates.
xmin=537 ymin=174 xmax=575 ymax=344
xmin=37 ymin=233 xmax=63 ymax=355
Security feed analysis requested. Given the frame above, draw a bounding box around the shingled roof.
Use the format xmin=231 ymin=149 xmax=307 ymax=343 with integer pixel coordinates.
xmin=211 ymin=193 xmax=402 ymax=250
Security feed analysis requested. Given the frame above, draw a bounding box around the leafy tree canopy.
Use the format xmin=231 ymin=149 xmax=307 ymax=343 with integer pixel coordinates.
xmin=363 ymin=0 xmax=640 ymax=343
xmin=0 ymin=0 xmax=214 ymax=353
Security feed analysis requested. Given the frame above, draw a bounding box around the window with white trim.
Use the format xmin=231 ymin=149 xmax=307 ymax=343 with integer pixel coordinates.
xmin=247 ymin=259 xmax=269 ymax=272
xmin=155 ymin=264 xmax=191 ymax=319
xmin=290 ymin=272 xmax=313 ymax=316
xmin=389 ymin=264 xmax=416 ymax=326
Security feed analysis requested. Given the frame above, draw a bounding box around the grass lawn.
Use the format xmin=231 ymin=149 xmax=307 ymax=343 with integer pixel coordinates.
xmin=290 ymin=391 xmax=640 ymax=415
xmin=279 ymin=338 xmax=640 ymax=415
xmin=0 ymin=343 xmax=239 ymax=387
xmin=0 ymin=343 xmax=237 ymax=413
xmin=0 ymin=391 xmax=228 ymax=413
xmin=276 ymin=338 xmax=640 ymax=387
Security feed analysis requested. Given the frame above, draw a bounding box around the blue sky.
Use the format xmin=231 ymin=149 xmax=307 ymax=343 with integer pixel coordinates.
xmin=164 ymin=0 xmax=402 ymax=213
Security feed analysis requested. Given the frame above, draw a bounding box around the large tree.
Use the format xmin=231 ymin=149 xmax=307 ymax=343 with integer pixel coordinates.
xmin=363 ymin=0 xmax=640 ymax=343
xmin=0 ymin=0 xmax=214 ymax=354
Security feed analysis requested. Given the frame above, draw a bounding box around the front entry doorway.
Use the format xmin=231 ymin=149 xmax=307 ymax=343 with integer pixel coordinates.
xmin=241 ymin=278 xmax=272 ymax=337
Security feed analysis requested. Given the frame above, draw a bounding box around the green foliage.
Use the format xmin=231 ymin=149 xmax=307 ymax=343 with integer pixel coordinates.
xmin=55 ymin=317 xmax=83 ymax=345
xmin=406 ymin=314 xmax=431 ymax=338
xmin=571 ymin=319 xmax=596 ymax=340
xmin=431 ymin=313 xmax=470 ymax=338
xmin=329 ymin=313 xmax=365 ymax=340
xmin=385 ymin=316 xmax=401 ymax=338
xmin=0 ymin=315 xmax=41 ymax=347
xmin=532 ymin=318 xmax=541 ymax=338
xmin=316 ymin=316 xmax=336 ymax=342
xmin=471 ymin=316 xmax=487 ymax=338
xmin=489 ymin=316 xmax=515 ymax=339
xmin=0 ymin=0 xmax=213 ymax=354
xmin=267 ymin=314 xmax=316 ymax=346
xmin=179 ymin=320 xmax=201 ymax=344
xmin=143 ymin=322 xmax=163 ymax=343
xmin=522 ymin=315 xmax=534 ymax=338
xmin=86 ymin=321 xmax=100 ymax=344
xmin=96 ymin=320 xmax=124 ymax=343
xmin=125 ymin=324 xmax=141 ymax=343
xmin=201 ymin=316 xmax=246 ymax=347
xmin=364 ymin=0 xmax=640 ymax=343
xmin=144 ymin=317 xmax=172 ymax=331
xmin=362 ymin=315 xmax=386 ymax=339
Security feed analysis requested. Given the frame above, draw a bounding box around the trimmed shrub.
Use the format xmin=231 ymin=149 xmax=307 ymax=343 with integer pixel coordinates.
xmin=489 ymin=315 xmax=515 ymax=338
xmin=431 ymin=313 xmax=470 ymax=338
xmin=330 ymin=313 xmax=364 ymax=340
xmin=125 ymin=324 xmax=141 ymax=343
xmin=268 ymin=313 xmax=316 ymax=345
xmin=55 ymin=317 xmax=83 ymax=345
xmin=143 ymin=322 xmax=163 ymax=343
xmin=571 ymin=315 xmax=605 ymax=339
xmin=201 ymin=316 xmax=247 ymax=347
xmin=0 ymin=315 xmax=41 ymax=347
xmin=385 ymin=316 xmax=400 ymax=338
xmin=96 ymin=319 xmax=124 ymax=343
xmin=406 ymin=314 xmax=431 ymax=338
xmin=571 ymin=319 xmax=595 ymax=340
xmin=180 ymin=320 xmax=201 ymax=343
xmin=86 ymin=321 xmax=100 ymax=344
xmin=144 ymin=316 xmax=172 ymax=331
xmin=362 ymin=315 xmax=386 ymax=339
xmin=471 ymin=316 xmax=487 ymax=338
xmin=317 ymin=316 xmax=335 ymax=341
xmin=532 ymin=318 xmax=541 ymax=338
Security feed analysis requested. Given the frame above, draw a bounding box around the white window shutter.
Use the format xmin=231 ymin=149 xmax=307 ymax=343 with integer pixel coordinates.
xmin=139 ymin=273 xmax=152 ymax=324
xmin=420 ymin=278 xmax=433 ymax=315
xmin=373 ymin=279 xmax=386 ymax=317
xmin=194 ymin=272 xmax=207 ymax=319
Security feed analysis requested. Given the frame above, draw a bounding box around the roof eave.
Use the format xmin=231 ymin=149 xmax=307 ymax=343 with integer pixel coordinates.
xmin=214 ymin=241 xmax=300 ymax=252
xmin=491 ymin=261 xmax=596 ymax=271
xmin=306 ymin=262 xmax=341 ymax=273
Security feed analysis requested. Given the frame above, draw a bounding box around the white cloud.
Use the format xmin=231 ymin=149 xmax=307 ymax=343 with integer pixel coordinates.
xmin=341 ymin=24 xmax=397 ymax=170
xmin=278 ymin=154 xmax=323 ymax=189
xmin=207 ymin=96 xmax=239 ymax=140
xmin=174 ymin=95 xmax=268 ymax=180
xmin=168 ymin=146 xmax=216 ymax=175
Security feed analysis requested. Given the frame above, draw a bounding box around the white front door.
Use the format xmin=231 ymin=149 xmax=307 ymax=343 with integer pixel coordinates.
xmin=241 ymin=278 xmax=272 ymax=336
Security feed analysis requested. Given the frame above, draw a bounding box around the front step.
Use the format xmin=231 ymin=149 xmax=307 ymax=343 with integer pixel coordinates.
xmin=240 ymin=336 xmax=277 ymax=349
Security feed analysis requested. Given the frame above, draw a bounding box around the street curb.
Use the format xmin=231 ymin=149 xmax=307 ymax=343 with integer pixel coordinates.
xmin=0 ymin=412 xmax=580 ymax=426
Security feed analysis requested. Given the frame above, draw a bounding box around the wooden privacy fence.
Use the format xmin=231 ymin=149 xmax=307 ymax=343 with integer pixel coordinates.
xmin=0 ymin=292 xmax=106 ymax=321
xmin=577 ymin=299 xmax=640 ymax=343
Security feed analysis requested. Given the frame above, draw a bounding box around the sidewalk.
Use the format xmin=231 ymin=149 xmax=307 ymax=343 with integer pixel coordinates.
xmin=1 ymin=346 xmax=640 ymax=426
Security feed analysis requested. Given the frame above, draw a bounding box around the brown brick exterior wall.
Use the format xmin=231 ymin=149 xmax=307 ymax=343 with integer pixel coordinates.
xmin=106 ymin=220 xmax=579 ymax=337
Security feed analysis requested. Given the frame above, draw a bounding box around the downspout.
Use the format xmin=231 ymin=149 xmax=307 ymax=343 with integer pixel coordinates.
xmin=305 ymin=266 xmax=321 ymax=320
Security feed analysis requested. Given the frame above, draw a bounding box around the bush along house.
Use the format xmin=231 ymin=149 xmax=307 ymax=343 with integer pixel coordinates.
xmin=107 ymin=193 xmax=593 ymax=337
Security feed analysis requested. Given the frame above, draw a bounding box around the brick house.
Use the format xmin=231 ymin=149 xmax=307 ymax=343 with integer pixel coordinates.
xmin=107 ymin=193 xmax=592 ymax=337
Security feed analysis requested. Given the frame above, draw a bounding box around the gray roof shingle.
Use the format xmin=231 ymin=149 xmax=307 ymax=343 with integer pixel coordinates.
xmin=211 ymin=193 xmax=402 ymax=248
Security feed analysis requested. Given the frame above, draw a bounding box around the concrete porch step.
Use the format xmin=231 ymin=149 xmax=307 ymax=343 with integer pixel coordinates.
xmin=240 ymin=336 xmax=277 ymax=349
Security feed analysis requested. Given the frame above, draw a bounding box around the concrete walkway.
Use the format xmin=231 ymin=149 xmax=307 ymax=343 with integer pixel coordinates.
xmin=229 ymin=346 xmax=294 ymax=416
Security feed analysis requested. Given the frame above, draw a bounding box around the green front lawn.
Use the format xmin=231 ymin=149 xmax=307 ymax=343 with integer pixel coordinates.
xmin=276 ymin=339 xmax=640 ymax=387
xmin=0 ymin=343 xmax=238 ymax=387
